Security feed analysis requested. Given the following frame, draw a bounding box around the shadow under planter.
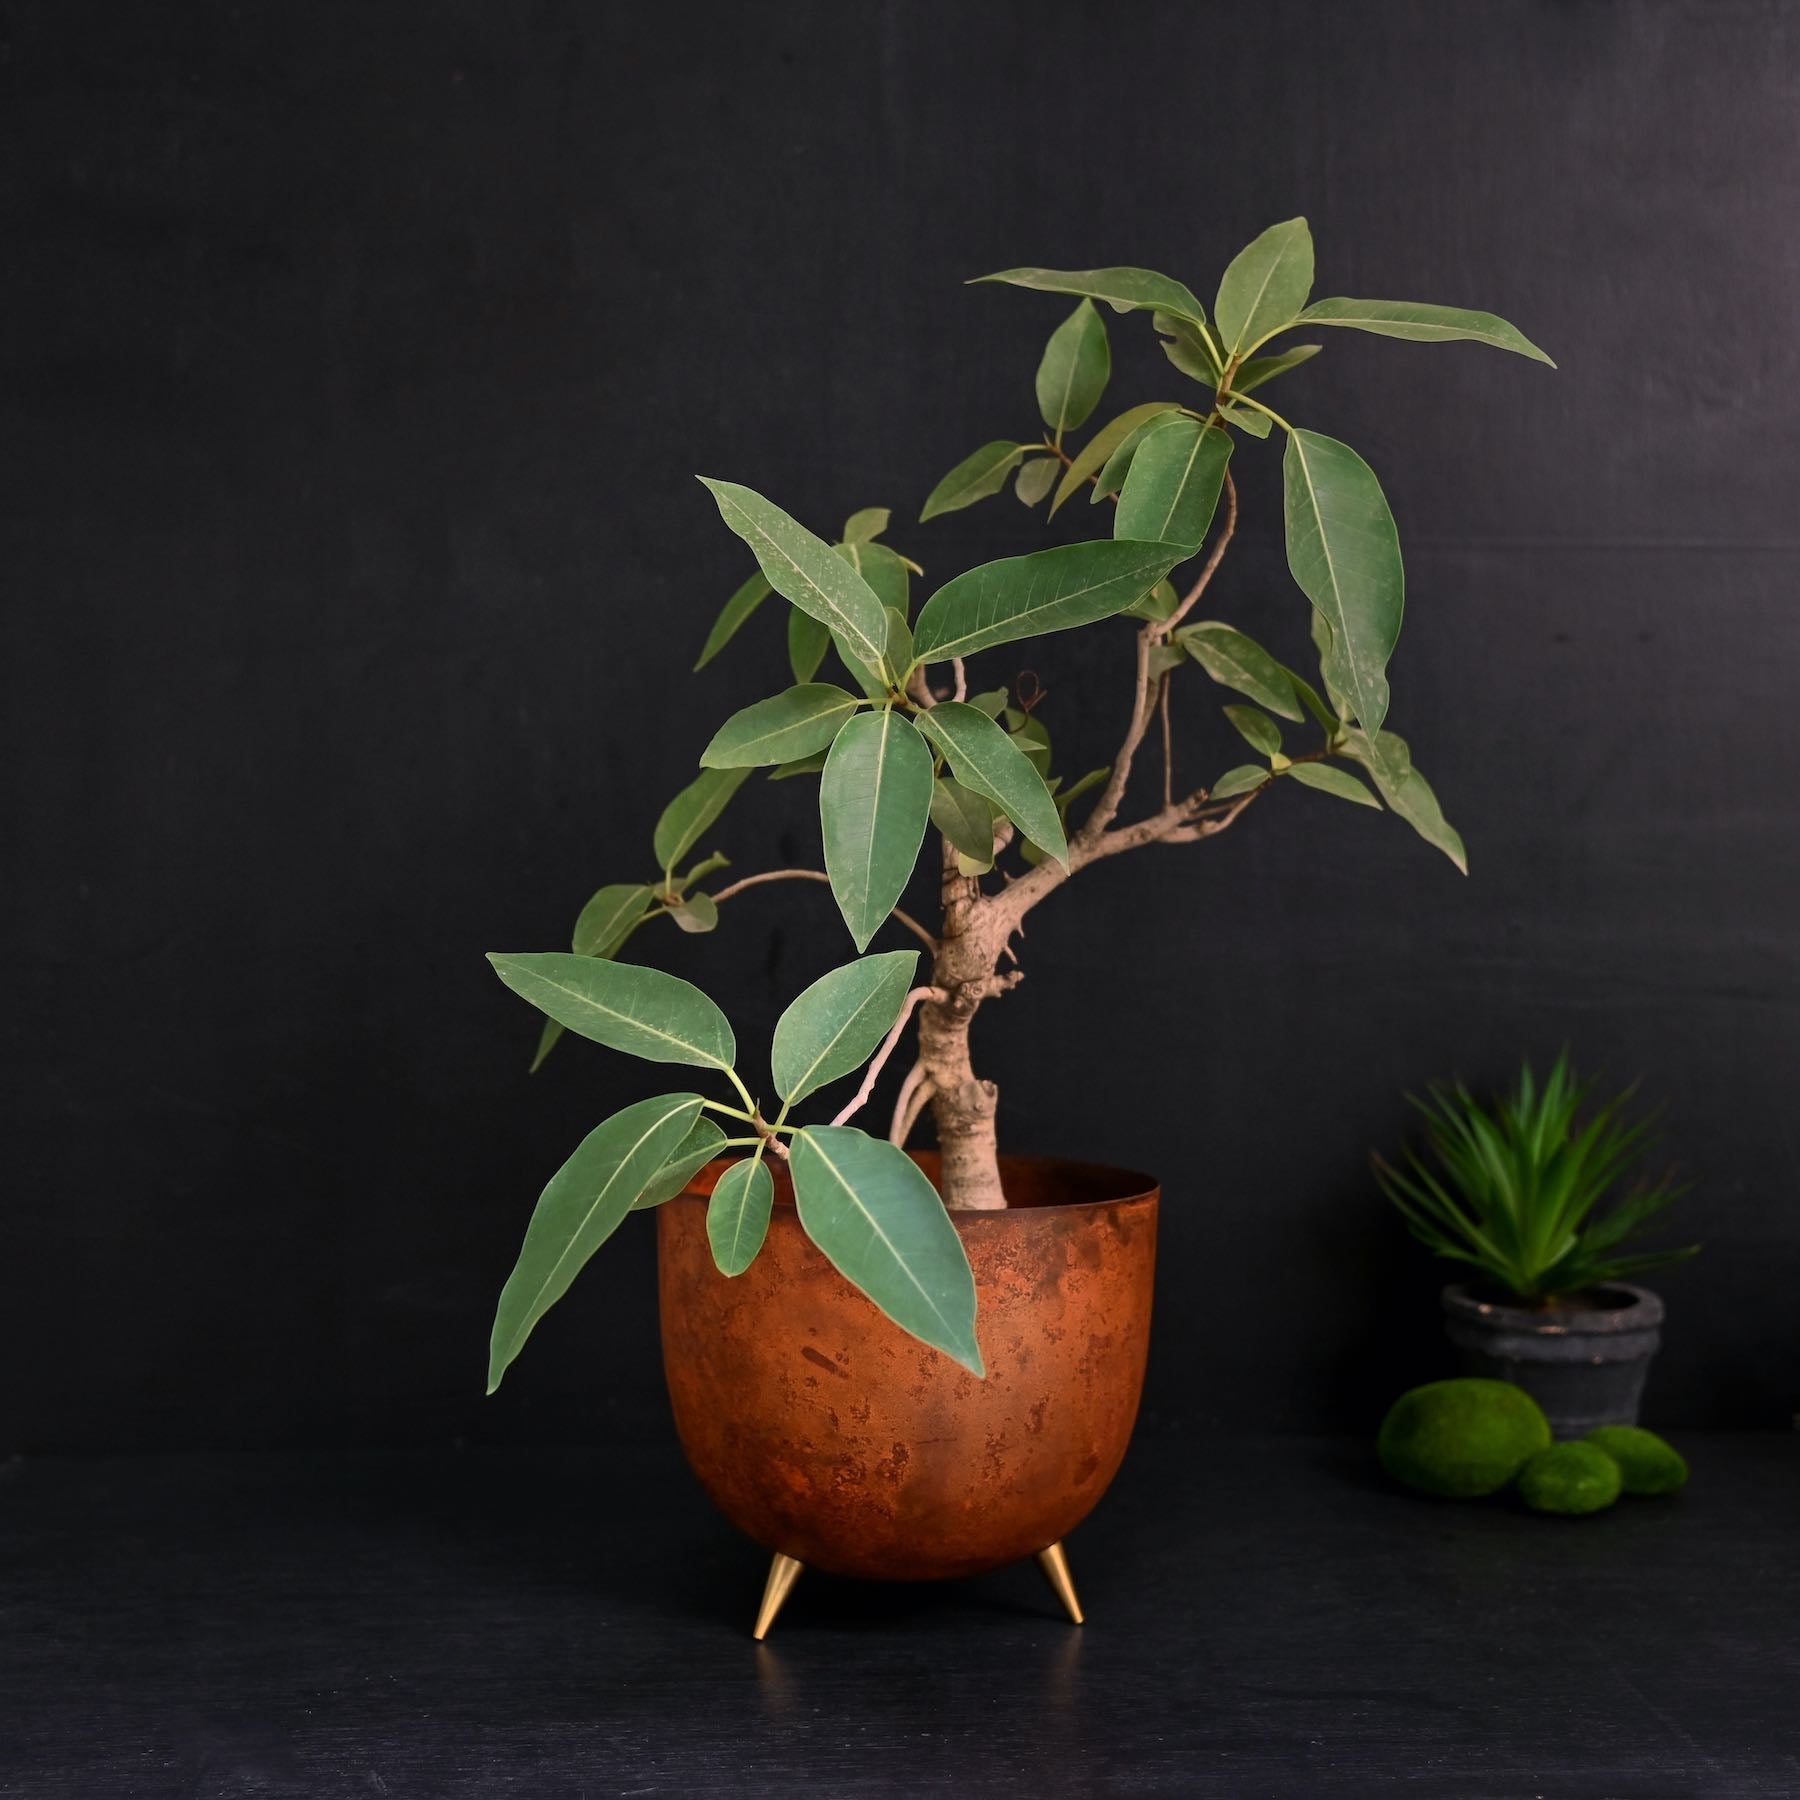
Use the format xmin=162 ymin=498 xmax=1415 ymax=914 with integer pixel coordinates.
xmin=1441 ymin=1281 xmax=1665 ymax=1438
xmin=657 ymin=1153 xmax=1158 ymax=1635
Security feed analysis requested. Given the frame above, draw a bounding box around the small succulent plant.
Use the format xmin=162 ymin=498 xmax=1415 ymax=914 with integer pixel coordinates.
xmin=1373 ymin=1053 xmax=1697 ymax=1304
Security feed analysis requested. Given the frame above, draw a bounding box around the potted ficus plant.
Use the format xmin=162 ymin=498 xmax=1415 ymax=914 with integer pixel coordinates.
xmin=1373 ymin=1054 xmax=1697 ymax=1438
xmin=486 ymin=217 xmax=1554 ymax=1635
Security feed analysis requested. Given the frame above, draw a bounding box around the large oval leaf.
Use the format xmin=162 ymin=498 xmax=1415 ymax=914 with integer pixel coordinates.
xmin=693 ymin=572 xmax=773 ymax=670
xmin=1115 ymin=416 xmax=1233 ymax=551
xmin=973 ymin=264 xmax=1209 ymax=328
xmin=1175 ymin=622 xmax=1304 ymax=721
xmin=1048 ymin=401 xmax=1184 ymax=517
xmin=631 ymin=1116 xmax=728 ymax=1211
xmin=652 ymin=767 xmax=750 ymax=872
xmin=913 ymin=701 xmax=1067 ymax=867
xmin=819 ymin=709 xmax=934 ymax=952
xmin=488 ymin=952 xmax=736 ymax=1070
xmin=772 ymin=949 xmax=919 ymax=1105
xmin=707 ymin=1155 xmax=775 ymax=1276
xmin=1214 ymin=217 xmax=1314 ymax=354
xmin=488 ymin=1093 xmax=704 ymax=1390
xmin=789 ymin=1126 xmax=983 ymax=1374
xmin=911 ymin=539 xmax=1182 ymax=665
xmin=1342 ymin=728 xmax=1468 ymax=874
xmin=788 ymin=608 xmax=830 ymax=683
xmin=1282 ymin=428 xmax=1404 ymax=736
xmin=701 ymin=684 xmax=862 ymax=768
xmin=1035 ymin=299 xmax=1110 ymax=435
xmin=919 ymin=442 xmax=1029 ymax=522
xmin=929 ymin=775 xmax=997 ymax=869
xmin=698 ymin=478 xmax=889 ymax=674
xmin=571 ymin=883 xmax=654 ymax=957
xmin=1299 ymin=298 xmax=1554 ymax=366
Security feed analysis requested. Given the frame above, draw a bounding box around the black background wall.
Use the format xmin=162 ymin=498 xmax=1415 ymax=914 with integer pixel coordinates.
xmin=6 ymin=0 xmax=1797 ymax=1454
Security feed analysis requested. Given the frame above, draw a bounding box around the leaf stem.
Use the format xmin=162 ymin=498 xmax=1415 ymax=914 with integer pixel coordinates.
xmin=1228 ymin=392 xmax=1293 ymax=433
xmin=703 ymin=1098 xmax=758 ymax=1124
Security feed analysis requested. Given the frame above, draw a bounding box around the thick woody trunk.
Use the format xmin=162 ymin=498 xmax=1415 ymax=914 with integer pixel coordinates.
xmin=918 ymin=848 xmax=1011 ymax=1211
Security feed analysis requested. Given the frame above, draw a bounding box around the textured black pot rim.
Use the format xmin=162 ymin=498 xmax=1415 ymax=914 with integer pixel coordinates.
xmin=1442 ymin=1280 xmax=1664 ymax=1335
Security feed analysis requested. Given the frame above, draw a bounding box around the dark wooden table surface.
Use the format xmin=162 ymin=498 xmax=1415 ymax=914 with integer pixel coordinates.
xmin=1 ymin=1434 xmax=1794 ymax=1798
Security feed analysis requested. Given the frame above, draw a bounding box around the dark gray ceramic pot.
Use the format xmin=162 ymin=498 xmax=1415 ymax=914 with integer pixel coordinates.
xmin=1440 ymin=1282 xmax=1664 ymax=1438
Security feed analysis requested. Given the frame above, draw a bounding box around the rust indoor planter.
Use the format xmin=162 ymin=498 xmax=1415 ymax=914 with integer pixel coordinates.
xmin=657 ymin=1151 xmax=1158 ymax=1634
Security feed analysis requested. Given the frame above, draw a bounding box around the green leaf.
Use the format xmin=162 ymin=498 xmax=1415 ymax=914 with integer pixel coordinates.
xmin=973 ymin=265 xmax=1210 ymax=328
xmin=1214 ymin=217 xmax=1314 ymax=354
xmin=1002 ymin=705 xmax=1052 ymax=771
xmin=1282 ymin=429 xmax=1404 ymax=735
xmin=1299 ymin=297 xmax=1555 ymax=366
xmin=668 ymin=892 xmax=719 ymax=933
xmin=789 ymin=1126 xmax=983 ymax=1374
xmin=488 ymin=1093 xmax=704 ymax=1391
xmin=920 ymin=442 xmax=1029 ymax=521
xmin=1055 ymin=765 xmax=1110 ymax=818
xmin=930 ymin=776 xmax=997 ymax=868
xmin=671 ymin=849 xmax=729 ymax=893
xmin=1224 ymin=704 xmax=1282 ymax=757
xmin=487 ymin=953 xmax=736 ymax=1070
xmin=631 ymin=1116 xmax=728 ymax=1211
xmin=1048 ymin=401 xmax=1183 ymax=516
xmin=1286 ymin=761 xmax=1380 ymax=807
xmin=698 ymin=478 xmax=889 ymax=675
xmin=701 ymin=684 xmax=862 ymax=768
xmin=769 ymin=749 xmax=829 ymax=781
xmin=1124 ymin=577 xmax=1182 ymax=623
xmin=694 ymin=572 xmax=774 ymax=670
xmin=1232 ymin=343 xmax=1321 ymax=394
xmin=883 ymin=607 xmax=914 ymax=677
xmin=707 ymin=1156 xmax=774 ymax=1276
xmin=1014 ymin=455 xmax=1058 ymax=506
xmin=1115 ymin=416 xmax=1233 ymax=551
xmin=836 ymin=540 xmax=911 ymax=616
xmin=653 ymin=767 xmax=751 ymax=872
xmin=1176 ymin=623 xmax=1304 ymax=721
xmin=1210 ymin=764 xmax=1269 ymax=799
xmin=912 ymin=539 xmax=1181 ymax=665
xmin=1035 ymin=299 xmax=1110 ymax=435
xmin=529 ymin=1017 xmax=564 ymax=1074
xmin=914 ymin=701 xmax=1068 ymax=867
xmin=966 ymin=687 xmax=1008 ymax=718
xmin=1342 ymin=728 xmax=1468 ymax=873
xmin=1093 ymin=416 xmax=1169 ymax=502
xmin=772 ymin=949 xmax=920 ymax=1104
xmin=1154 ymin=311 xmax=1221 ymax=384
xmin=819 ymin=709 xmax=935 ymax=951
xmin=571 ymin=884 xmax=655 ymax=957
xmin=1284 ymin=664 xmax=1338 ymax=732
xmin=788 ymin=608 xmax=830 ymax=683
xmin=1219 ymin=402 xmax=1273 ymax=438
xmin=842 ymin=506 xmax=891 ymax=543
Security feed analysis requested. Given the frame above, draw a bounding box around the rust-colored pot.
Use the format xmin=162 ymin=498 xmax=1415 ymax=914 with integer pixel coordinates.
xmin=656 ymin=1152 xmax=1158 ymax=1581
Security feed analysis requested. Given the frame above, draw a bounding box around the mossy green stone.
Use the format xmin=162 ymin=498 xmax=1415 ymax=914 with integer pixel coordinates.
xmin=1377 ymin=1378 xmax=1552 ymax=1498
xmin=1583 ymin=1425 xmax=1689 ymax=1496
xmin=1517 ymin=1441 xmax=1623 ymax=1515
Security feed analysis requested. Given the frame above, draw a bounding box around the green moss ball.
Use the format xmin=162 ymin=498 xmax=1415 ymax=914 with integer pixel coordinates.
xmin=1517 ymin=1442 xmax=1624 ymax=1515
xmin=1583 ymin=1425 xmax=1689 ymax=1496
xmin=1378 ymin=1378 xmax=1553 ymax=1498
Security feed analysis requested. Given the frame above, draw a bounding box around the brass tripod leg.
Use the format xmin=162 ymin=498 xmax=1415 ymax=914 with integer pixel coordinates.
xmin=751 ymin=1552 xmax=805 ymax=1640
xmin=1035 ymin=1540 xmax=1085 ymax=1624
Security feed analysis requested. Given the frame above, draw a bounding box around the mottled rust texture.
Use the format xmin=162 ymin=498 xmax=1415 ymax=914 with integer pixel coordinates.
xmin=657 ymin=1154 xmax=1158 ymax=1581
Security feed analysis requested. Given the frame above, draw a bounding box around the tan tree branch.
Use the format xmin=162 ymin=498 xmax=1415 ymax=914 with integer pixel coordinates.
xmin=829 ymin=987 xmax=947 ymax=1129
xmin=710 ymin=867 xmax=938 ymax=953
xmin=888 ymin=1061 xmax=934 ymax=1147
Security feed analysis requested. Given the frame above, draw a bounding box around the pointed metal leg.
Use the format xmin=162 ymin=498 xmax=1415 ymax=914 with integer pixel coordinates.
xmin=1035 ymin=1541 xmax=1085 ymax=1624
xmin=751 ymin=1552 xmax=805 ymax=1640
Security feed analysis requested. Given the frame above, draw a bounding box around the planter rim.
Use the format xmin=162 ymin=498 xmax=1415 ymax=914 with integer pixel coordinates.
xmin=1441 ymin=1279 xmax=1665 ymax=1334
xmin=672 ymin=1148 xmax=1158 ymax=1218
